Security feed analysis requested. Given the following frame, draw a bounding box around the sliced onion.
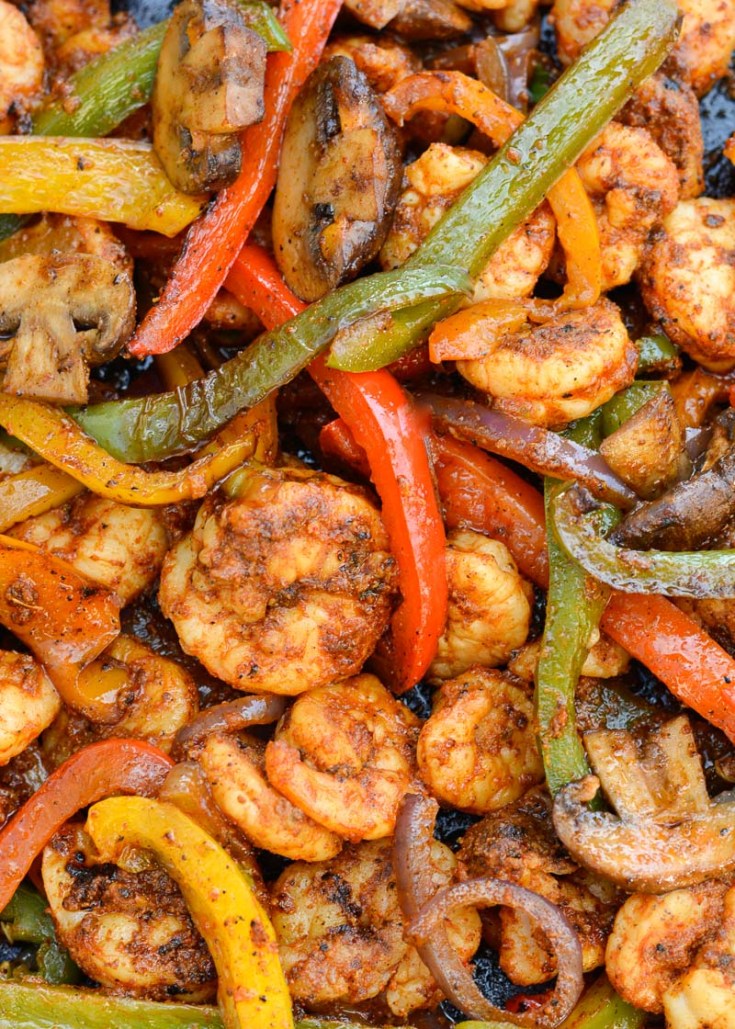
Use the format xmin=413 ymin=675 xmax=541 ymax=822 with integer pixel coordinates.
xmin=393 ymin=793 xmax=583 ymax=1028
xmin=497 ymin=28 xmax=539 ymax=110
xmin=419 ymin=393 xmax=638 ymax=509
xmin=173 ymin=693 xmax=287 ymax=758
xmin=159 ymin=761 xmax=268 ymax=904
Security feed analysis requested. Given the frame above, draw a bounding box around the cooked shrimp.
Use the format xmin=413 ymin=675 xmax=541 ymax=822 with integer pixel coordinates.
xmin=0 ymin=652 xmax=59 ymax=765
xmin=324 ymin=35 xmax=419 ymax=93
xmin=576 ymin=121 xmax=679 ymax=291
xmin=551 ymin=0 xmax=735 ymax=96
xmin=195 ymin=731 xmax=343 ymax=862
xmin=458 ymin=787 xmax=620 ymax=982
xmin=430 ymin=530 xmax=532 ymax=682
xmin=417 ymin=668 xmax=543 ymax=813
xmin=8 ymin=493 xmax=169 ymax=606
xmin=43 ymin=822 xmax=216 ymax=1000
xmin=264 ymin=674 xmax=420 ymax=841
xmin=619 ymin=74 xmax=704 ymax=200
xmin=507 ymin=634 xmax=631 ymax=683
xmin=606 ymin=879 xmax=732 ymax=1014
xmin=639 ymin=197 xmax=735 ymax=371
xmin=380 ymin=143 xmax=555 ymax=302
xmin=159 ymin=467 xmax=397 ymax=695
xmin=493 ymin=0 xmax=539 ymax=31
xmin=271 ymin=838 xmax=481 ymax=1016
xmin=664 ymin=885 xmax=735 ymax=1029
xmin=0 ymin=1 xmax=44 ymax=131
xmin=457 ymin=299 xmax=637 ymax=428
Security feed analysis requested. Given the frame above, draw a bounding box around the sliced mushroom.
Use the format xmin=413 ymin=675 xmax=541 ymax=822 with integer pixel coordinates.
xmin=0 ymin=253 xmax=135 ymax=405
xmin=388 ymin=0 xmax=472 ymax=39
xmin=553 ymin=773 xmax=735 ymax=894
xmin=152 ymin=0 xmax=267 ymax=194
xmin=273 ymin=56 xmax=403 ymax=303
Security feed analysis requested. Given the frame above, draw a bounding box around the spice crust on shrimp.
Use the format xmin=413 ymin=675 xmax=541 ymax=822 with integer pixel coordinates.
xmin=159 ymin=466 xmax=397 ymax=695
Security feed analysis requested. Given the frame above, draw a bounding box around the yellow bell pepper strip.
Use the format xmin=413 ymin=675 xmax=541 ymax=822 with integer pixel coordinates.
xmin=0 ymin=138 xmax=206 ymax=237
xmin=155 ymin=345 xmax=206 ymax=390
xmin=0 ymin=464 xmax=83 ymax=533
xmin=0 ymin=394 xmax=260 ymax=506
xmin=0 ymin=536 xmax=120 ymax=719
xmin=86 ymin=797 xmax=294 ymax=1029
xmin=381 ymin=69 xmax=602 ymax=316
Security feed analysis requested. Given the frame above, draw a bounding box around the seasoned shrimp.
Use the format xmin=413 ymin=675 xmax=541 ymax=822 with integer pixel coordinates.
xmin=271 ymin=838 xmax=481 ymax=1016
xmin=457 ymin=299 xmax=637 ymax=428
xmin=0 ymin=652 xmax=59 ymax=765
xmin=606 ymin=878 xmax=733 ymax=1014
xmin=619 ymin=74 xmax=704 ymax=200
xmin=159 ymin=467 xmax=397 ymax=695
xmin=417 ymin=668 xmax=543 ymax=813
xmin=43 ymin=823 xmax=216 ymax=1000
xmin=576 ymin=121 xmax=679 ymax=291
xmin=265 ymin=674 xmax=420 ymax=841
xmin=380 ymin=143 xmax=555 ymax=302
xmin=324 ymin=35 xmax=419 ymax=93
xmin=430 ymin=530 xmax=532 ymax=682
xmin=458 ymin=788 xmax=621 ymax=982
xmin=195 ymin=731 xmax=342 ymax=862
xmin=551 ymin=0 xmax=735 ymax=96
xmin=508 ymin=634 xmax=631 ymax=683
xmin=639 ymin=198 xmax=735 ymax=371
xmin=0 ymin=1 xmax=44 ymax=130
xmin=8 ymin=493 xmax=169 ymax=606
xmin=664 ymin=886 xmax=735 ymax=1029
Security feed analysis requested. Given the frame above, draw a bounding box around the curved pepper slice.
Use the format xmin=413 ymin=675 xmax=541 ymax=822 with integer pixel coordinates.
xmin=86 ymin=797 xmax=294 ymax=1029
xmin=0 ymin=394 xmax=259 ymax=505
xmin=0 ymin=464 xmax=83 ymax=533
xmin=0 ymin=536 xmax=120 ymax=718
xmin=227 ymin=244 xmax=448 ymax=692
xmin=0 ymin=740 xmax=172 ymax=912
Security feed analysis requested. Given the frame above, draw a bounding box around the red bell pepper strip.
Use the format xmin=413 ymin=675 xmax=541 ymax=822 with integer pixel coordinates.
xmin=226 ymin=244 xmax=448 ymax=692
xmin=0 ymin=739 xmax=173 ymax=911
xmin=601 ymin=595 xmax=735 ymax=743
xmin=127 ymin=0 xmax=342 ymax=358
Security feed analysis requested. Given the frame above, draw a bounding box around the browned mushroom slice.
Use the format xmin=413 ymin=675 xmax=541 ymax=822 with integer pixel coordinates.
xmin=152 ymin=0 xmax=267 ymax=194
xmin=272 ymin=56 xmax=403 ymax=303
xmin=388 ymin=0 xmax=472 ymax=40
xmin=0 ymin=253 xmax=135 ymax=405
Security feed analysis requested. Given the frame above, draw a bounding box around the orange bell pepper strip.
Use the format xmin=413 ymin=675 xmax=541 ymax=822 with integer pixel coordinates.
xmin=0 ymin=536 xmax=120 ymax=719
xmin=382 ymin=70 xmax=601 ymax=314
xmin=226 ymin=244 xmax=448 ymax=692
xmin=428 ymin=299 xmax=529 ymax=363
xmin=127 ymin=0 xmax=342 ymax=358
xmin=0 ymin=394 xmax=259 ymax=506
xmin=0 ymin=739 xmax=173 ymax=912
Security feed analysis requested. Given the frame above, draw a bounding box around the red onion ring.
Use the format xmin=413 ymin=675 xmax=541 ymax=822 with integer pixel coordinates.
xmin=418 ymin=393 xmax=638 ymax=509
xmin=173 ymin=693 xmax=287 ymax=759
xmin=393 ymin=794 xmax=583 ymax=1027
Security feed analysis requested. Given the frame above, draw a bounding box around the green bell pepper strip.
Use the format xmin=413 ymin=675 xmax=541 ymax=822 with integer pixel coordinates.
xmin=551 ymin=483 xmax=735 ymax=599
xmin=325 ymin=0 xmax=679 ymax=372
xmin=600 ymin=381 xmax=667 ymax=438
xmin=535 ymin=478 xmax=613 ymax=797
xmin=0 ymin=980 xmax=410 ymax=1028
xmin=73 ymin=264 xmax=469 ymax=462
xmin=534 ymin=413 xmax=611 ymax=798
xmin=455 ymin=975 xmax=644 ymax=1029
xmin=0 ymin=884 xmax=79 ymax=985
xmin=635 ymin=332 xmax=681 ymax=378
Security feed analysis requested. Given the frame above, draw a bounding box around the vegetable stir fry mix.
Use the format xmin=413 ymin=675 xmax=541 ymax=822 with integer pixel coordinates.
xmin=0 ymin=0 xmax=734 ymax=1024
